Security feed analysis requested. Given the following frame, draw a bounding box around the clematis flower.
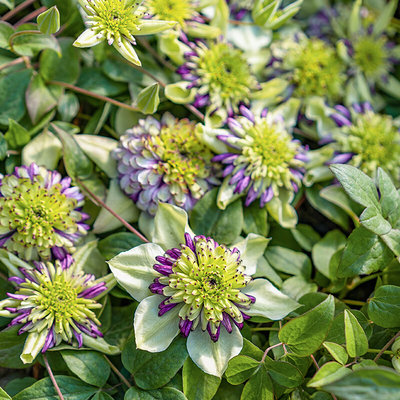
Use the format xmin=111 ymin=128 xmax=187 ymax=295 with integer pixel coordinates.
xmin=0 ymin=163 xmax=89 ymax=263
xmin=326 ymin=102 xmax=400 ymax=181
xmin=112 ymin=113 xmax=218 ymax=216
xmin=267 ymin=33 xmax=346 ymax=104
xmin=176 ymin=36 xmax=257 ymax=118
xmin=74 ymin=0 xmax=176 ymax=66
xmin=108 ymin=203 xmax=300 ymax=377
xmin=212 ymin=105 xmax=307 ymax=210
xmin=0 ymin=258 xmax=110 ymax=364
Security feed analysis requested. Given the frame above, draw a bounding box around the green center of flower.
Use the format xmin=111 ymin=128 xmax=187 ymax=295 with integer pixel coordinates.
xmin=146 ymin=0 xmax=194 ymax=26
xmin=234 ymin=118 xmax=300 ymax=190
xmin=197 ymin=42 xmax=256 ymax=109
xmin=89 ymin=0 xmax=142 ymax=40
xmin=158 ymin=237 xmax=252 ymax=333
xmin=146 ymin=119 xmax=213 ymax=197
xmin=336 ymin=111 xmax=400 ymax=178
xmin=354 ymin=36 xmax=388 ymax=79
xmin=288 ymin=39 xmax=345 ymax=99
xmin=0 ymin=177 xmax=80 ymax=259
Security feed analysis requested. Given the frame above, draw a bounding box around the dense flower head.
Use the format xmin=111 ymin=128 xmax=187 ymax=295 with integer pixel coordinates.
xmin=145 ymin=0 xmax=197 ymax=28
xmin=113 ymin=113 xmax=217 ymax=215
xmin=149 ymin=233 xmax=254 ymax=342
xmin=328 ymin=102 xmax=400 ymax=181
xmin=74 ymin=0 xmax=176 ymax=66
xmin=0 ymin=260 xmax=106 ymax=363
xmin=276 ymin=36 xmax=346 ymax=101
xmin=0 ymin=163 xmax=89 ymax=262
xmin=214 ymin=106 xmax=307 ymax=207
xmin=177 ymin=37 xmax=257 ymax=114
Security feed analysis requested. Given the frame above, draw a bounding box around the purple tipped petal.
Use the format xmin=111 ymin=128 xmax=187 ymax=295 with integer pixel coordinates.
xmin=261 ymin=108 xmax=269 ymax=118
xmin=331 ymin=113 xmax=352 ymax=127
xmin=227 ymin=117 xmax=244 ymax=134
xmin=245 ymin=185 xmax=259 ymax=207
xmin=158 ymin=301 xmax=178 ymax=316
xmin=229 ymin=168 xmax=245 ymax=185
xmin=328 ymin=153 xmax=354 ymax=164
xmin=155 ymin=256 xmax=174 ymax=266
xmin=260 ymin=186 xmax=274 ymax=208
xmin=149 ymin=280 xmax=166 ymax=295
xmin=7 ymin=293 xmax=28 ymax=300
xmin=207 ymin=323 xmax=221 ymax=342
xmin=179 ymin=319 xmax=193 ymax=337
xmin=239 ymin=105 xmax=255 ymax=123
xmin=73 ymin=329 xmax=83 ymax=347
xmin=42 ymin=329 xmax=54 ymax=353
xmin=352 ymin=103 xmax=363 ymax=114
xmin=165 ymin=248 xmax=181 ymax=259
xmin=184 ymin=233 xmax=195 ymax=252
xmin=221 ymin=313 xmax=233 ymax=333
xmin=334 ymin=105 xmax=351 ymax=119
xmin=222 ymin=164 xmax=235 ymax=178
xmin=362 ymin=102 xmax=373 ymax=112
xmin=153 ymin=264 xmax=173 ymax=276
xmin=8 ymin=277 xmax=25 ymax=285
xmin=234 ymin=175 xmax=251 ymax=194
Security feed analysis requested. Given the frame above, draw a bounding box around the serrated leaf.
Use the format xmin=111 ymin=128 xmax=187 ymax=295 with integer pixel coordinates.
xmin=279 ymin=296 xmax=335 ymax=356
xmin=344 ymin=310 xmax=368 ymax=357
xmin=136 ymin=83 xmax=159 ymax=114
xmin=37 ymin=6 xmax=60 ymax=35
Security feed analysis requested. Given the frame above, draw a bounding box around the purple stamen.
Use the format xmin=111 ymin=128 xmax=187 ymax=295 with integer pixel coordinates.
xmin=184 ymin=233 xmax=195 ymax=252
xmin=153 ymin=264 xmax=173 ymax=276
xmin=158 ymin=301 xmax=178 ymax=316
xmin=179 ymin=319 xmax=193 ymax=337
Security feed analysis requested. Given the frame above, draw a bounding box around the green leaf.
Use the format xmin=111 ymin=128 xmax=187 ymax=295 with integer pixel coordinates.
xmin=182 ymin=357 xmax=221 ymax=400
xmin=26 ymin=74 xmax=58 ymax=124
xmin=279 ymin=296 xmax=335 ymax=356
xmin=368 ymin=285 xmax=400 ymax=328
xmin=164 ymin=82 xmax=195 ymax=104
xmin=265 ymin=246 xmax=312 ymax=277
xmin=0 ymin=387 xmax=11 ymax=400
xmin=240 ymin=364 xmax=273 ymax=400
xmin=348 ymin=0 xmax=361 ymax=36
xmin=136 ymin=83 xmax=160 ymax=114
xmin=312 ymin=230 xmax=346 ymax=280
xmin=308 ymin=362 xmax=350 ymax=388
xmin=377 ymin=168 xmax=400 ymax=227
xmin=323 ymin=342 xmax=348 ymax=365
xmin=0 ymin=69 xmax=32 ymax=125
xmin=4 ymin=119 xmax=30 ymax=148
xmin=225 ymin=355 xmax=259 ymax=385
xmin=11 ymin=31 xmax=60 ymax=57
xmin=344 ymin=310 xmax=368 ymax=357
xmin=40 ymin=38 xmax=81 ymax=84
xmin=330 ymin=164 xmax=380 ymax=210
xmin=0 ymin=326 xmax=27 ymax=369
xmin=103 ymin=304 xmax=135 ymax=349
xmin=291 ymin=224 xmax=320 ymax=252
xmin=0 ymin=133 xmax=7 ymax=161
xmin=338 ymin=226 xmax=393 ymax=277
xmin=51 ymin=123 xmax=93 ymax=180
xmin=122 ymin=334 xmax=188 ymax=390
xmin=190 ymin=188 xmax=243 ymax=245
xmin=77 ymin=68 xmax=126 ymax=97
xmin=266 ymin=189 xmax=298 ymax=229
xmin=125 ymin=387 xmax=187 ymax=400
xmin=0 ymin=21 xmax=14 ymax=48
xmin=91 ymin=393 xmax=114 ymax=400
xmin=323 ymin=367 xmax=400 ymax=400
xmin=37 ymin=6 xmax=60 ymax=35
xmin=243 ymin=202 xmax=269 ymax=237
xmin=13 ymin=376 xmax=97 ymax=400
xmin=98 ymin=232 xmax=144 ymax=260
xmin=359 ymin=206 xmax=392 ymax=236
xmin=4 ymin=377 xmax=36 ymax=397
xmin=61 ymin=351 xmax=110 ymax=387
xmin=264 ymin=358 xmax=303 ymax=388
xmin=373 ymin=0 xmax=397 ymax=35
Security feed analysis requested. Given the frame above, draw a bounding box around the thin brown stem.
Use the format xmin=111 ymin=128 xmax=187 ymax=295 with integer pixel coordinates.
xmin=43 ymin=354 xmax=65 ymax=400
xmin=374 ymin=330 xmax=400 ymax=362
xmin=15 ymin=6 xmax=46 ymax=26
xmin=0 ymin=57 xmax=25 ymax=71
xmin=261 ymin=342 xmax=283 ymax=362
xmin=104 ymin=355 xmax=132 ymax=388
xmin=49 ymin=81 xmax=140 ymax=112
xmin=310 ymin=354 xmax=320 ymax=370
xmin=76 ymin=178 xmax=149 ymax=243
xmin=1 ymin=0 xmax=37 ymax=21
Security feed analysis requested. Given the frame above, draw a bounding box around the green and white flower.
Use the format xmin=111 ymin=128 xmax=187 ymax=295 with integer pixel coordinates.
xmin=74 ymin=0 xmax=177 ymax=66
xmin=108 ymin=203 xmax=300 ymax=377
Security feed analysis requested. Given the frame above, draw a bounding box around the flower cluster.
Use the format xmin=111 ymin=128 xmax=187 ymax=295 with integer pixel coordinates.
xmin=0 ymin=164 xmax=89 ymax=262
xmin=177 ymin=37 xmax=257 ymax=115
xmin=213 ymin=106 xmax=307 ymax=208
xmin=328 ymin=102 xmax=400 ymax=181
xmin=0 ymin=260 xmax=107 ymax=363
xmin=113 ymin=113 xmax=218 ymax=215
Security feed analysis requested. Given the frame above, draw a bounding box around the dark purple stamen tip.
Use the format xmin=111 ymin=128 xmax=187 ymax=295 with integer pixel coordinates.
xmin=207 ymin=323 xmax=221 ymax=342
xmin=179 ymin=319 xmax=193 ymax=337
xmin=158 ymin=300 xmax=178 ymax=316
xmin=184 ymin=233 xmax=195 ymax=252
xmin=153 ymin=264 xmax=173 ymax=276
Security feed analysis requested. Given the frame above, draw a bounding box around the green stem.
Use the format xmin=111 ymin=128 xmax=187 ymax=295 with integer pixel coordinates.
xmin=367 ymin=349 xmax=393 ymax=355
xmin=341 ymin=299 xmax=366 ymax=306
xmin=251 ymin=327 xmax=279 ymax=332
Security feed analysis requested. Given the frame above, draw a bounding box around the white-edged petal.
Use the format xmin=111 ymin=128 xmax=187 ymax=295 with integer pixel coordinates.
xmin=233 ymin=234 xmax=270 ymax=275
xmin=243 ymin=278 xmax=301 ymax=320
xmin=107 ymin=243 xmax=163 ymax=302
xmin=152 ymin=203 xmax=194 ymax=250
xmin=134 ymin=294 xmax=181 ymax=352
xmin=73 ymin=29 xmax=105 ymax=48
xmin=113 ymin=38 xmax=141 ymax=66
xmin=133 ymin=20 xmax=177 ymax=36
xmin=186 ymin=325 xmax=243 ymax=377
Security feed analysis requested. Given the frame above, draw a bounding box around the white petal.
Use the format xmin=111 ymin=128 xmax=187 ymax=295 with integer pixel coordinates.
xmin=233 ymin=234 xmax=270 ymax=275
xmin=186 ymin=325 xmax=243 ymax=377
xmin=243 ymin=278 xmax=300 ymax=320
xmin=134 ymin=294 xmax=180 ymax=352
xmin=113 ymin=39 xmax=141 ymax=66
xmin=73 ymin=29 xmax=104 ymax=48
xmin=107 ymin=243 xmax=163 ymax=302
xmin=134 ymin=20 xmax=177 ymax=36
xmin=21 ymin=331 xmax=47 ymax=364
xmin=152 ymin=203 xmax=194 ymax=250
